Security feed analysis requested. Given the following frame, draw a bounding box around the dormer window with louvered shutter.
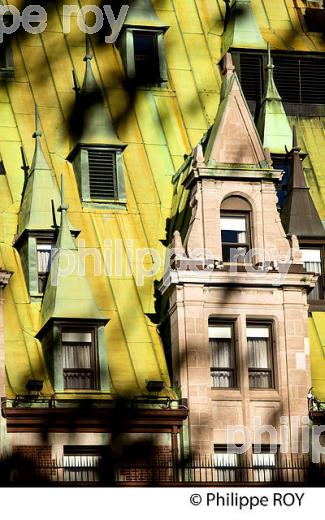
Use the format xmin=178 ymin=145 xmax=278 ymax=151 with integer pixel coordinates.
xmin=231 ymin=50 xmax=325 ymax=117
xmin=69 ymin=146 xmax=126 ymax=205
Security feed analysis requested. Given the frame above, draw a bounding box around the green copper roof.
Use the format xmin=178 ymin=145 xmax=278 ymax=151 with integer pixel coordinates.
xmin=40 ymin=176 xmax=103 ymax=328
xmin=124 ymin=0 xmax=168 ymax=29
xmin=17 ymin=106 xmax=60 ymax=238
xmin=70 ymin=37 xmax=124 ymax=151
xmin=256 ymin=44 xmax=292 ymax=154
xmin=222 ymin=0 xmax=267 ymax=54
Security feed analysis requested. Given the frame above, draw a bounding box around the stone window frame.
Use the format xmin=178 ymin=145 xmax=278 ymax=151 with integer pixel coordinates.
xmin=208 ymin=318 xmax=239 ymax=390
xmin=246 ymin=320 xmax=276 ymax=390
xmin=220 ymin=211 xmax=252 ymax=263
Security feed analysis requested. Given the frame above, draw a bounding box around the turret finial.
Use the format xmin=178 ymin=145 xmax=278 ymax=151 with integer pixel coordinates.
xmin=32 ymin=105 xmax=42 ymax=139
xmin=84 ymin=34 xmax=92 ymax=62
xmin=58 ymin=174 xmax=69 ymax=213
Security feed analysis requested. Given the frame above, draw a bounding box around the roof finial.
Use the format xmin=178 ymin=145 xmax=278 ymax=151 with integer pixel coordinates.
xmin=72 ymin=69 xmax=80 ymax=93
xmin=222 ymin=52 xmax=235 ymax=76
xmin=84 ymin=34 xmax=92 ymax=63
xmin=58 ymin=174 xmax=68 ymax=213
xmin=292 ymin=126 xmax=300 ymax=152
xmin=32 ymin=105 xmax=42 ymax=139
xmin=266 ymin=42 xmax=274 ymax=70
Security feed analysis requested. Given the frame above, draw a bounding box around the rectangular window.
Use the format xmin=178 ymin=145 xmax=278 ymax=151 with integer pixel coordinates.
xmin=247 ymin=324 xmax=274 ymax=389
xmin=88 ymin=148 xmax=118 ymax=200
xmin=221 ymin=213 xmax=250 ymax=263
xmin=252 ymin=446 xmax=277 ymax=483
xmin=36 ymin=242 xmax=54 ymax=293
xmin=301 ymin=248 xmax=324 ymax=301
xmin=63 ymin=446 xmax=103 ymax=482
xmin=133 ymin=31 xmax=160 ymax=83
xmin=214 ymin=446 xmax=240 ymax=482
xmin=209 ymin=323 xmax=236 ymax=388
xmin=62 ymin=329 xmax=99 ymax=390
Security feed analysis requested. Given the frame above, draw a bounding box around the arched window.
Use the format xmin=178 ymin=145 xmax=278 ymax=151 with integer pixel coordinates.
xmin=220 ymin=196 xmax=252 ymax=263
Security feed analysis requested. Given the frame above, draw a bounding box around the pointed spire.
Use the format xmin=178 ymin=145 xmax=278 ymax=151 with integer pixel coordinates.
xmin=256 ymin=44 xmax=292 ymax=154
xmin=40 ymin=174 xmax=102 ymax=328
xmin=123 ymin=0 xmax=169 ymax=31
xmin=68 ymin=36 xmax=124 ymax=153
xmin=56 ymin=175 xmax=77 ymax=251
xmin=17 ymin=105 xmax=61 ymax=238
xmin=281 ymin=127 xmax=325 ymax=238
xmin=222 ymin=0 xmax=267 ymax=55
xmin=204 ymin=53 xmax=270 ymax=170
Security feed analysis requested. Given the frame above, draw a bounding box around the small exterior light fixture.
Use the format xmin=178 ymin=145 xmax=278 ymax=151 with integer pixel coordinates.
xmin=146 ymin=380 xmax=164 ymax=395
xmin=25 ymin=379 xmax=43 ymax=393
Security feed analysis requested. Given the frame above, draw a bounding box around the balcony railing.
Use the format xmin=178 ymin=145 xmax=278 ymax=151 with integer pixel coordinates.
xmin=3 ymin=454 xmax=325 ymax=486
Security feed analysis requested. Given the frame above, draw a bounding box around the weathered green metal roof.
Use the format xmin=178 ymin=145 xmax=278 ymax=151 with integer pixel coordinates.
xmin=40 ymin=177 xmax=103 ymax=329
xmin=222 ymin=0 xmax=267 ymax=54
xmin=256 ymin=44 xmax=292 ymax=154
xmin=17 ymin=106 xmax=60 ymax=237
xmin=1 ymin=0 xmax=325 ymax=398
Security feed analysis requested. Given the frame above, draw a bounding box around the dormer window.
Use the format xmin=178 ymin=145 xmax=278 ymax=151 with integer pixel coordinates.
xmin=69 ymin=146 xmax=126 ymax=205
xmin=62 ymin=328 xmax=99 ymax=390
xmin=133 ymin=31 xmax=160 ymax=83
xmin=87 ymin=148 xmax=118 ymax=200
xmin=37 ymin=240 xmax=55 ymax=293
xmin=117 ymin=27 xmax=168 ymax=85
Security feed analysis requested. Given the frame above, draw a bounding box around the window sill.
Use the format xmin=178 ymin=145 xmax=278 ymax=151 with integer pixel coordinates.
xmin=81 ymin=200 xmax=127 ymax=211
xmin=210 ymin=388 xmax=242 ymax=400
xmin=249 ymin=389 xmax=280 ymax=401
xmin=0 ymin=67 xmax=14 ymax=79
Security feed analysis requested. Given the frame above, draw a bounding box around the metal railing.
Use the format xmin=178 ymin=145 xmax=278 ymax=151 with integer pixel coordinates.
xmin=4 ymin=454 xmax=324 ymax=486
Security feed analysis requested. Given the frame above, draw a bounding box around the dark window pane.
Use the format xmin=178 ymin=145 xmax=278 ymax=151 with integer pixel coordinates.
xmin=133 ymin=32 xmax=160 ymax=83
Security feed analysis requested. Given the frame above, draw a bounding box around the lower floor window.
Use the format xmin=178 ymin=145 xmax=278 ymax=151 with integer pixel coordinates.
xmin=62 ymin=328 xmax=99 ymax=390
xmin=214 ymin=447 xmax=239 ymax=482
xmin=63 ymin=446 xmax=103 ymax=482
xmin=252 ymin=447 xmax=277 ymax=482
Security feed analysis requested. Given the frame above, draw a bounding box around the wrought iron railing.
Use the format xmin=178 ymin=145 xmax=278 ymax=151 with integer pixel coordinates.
xmin=3 ymin=454 xmax=325 ymax=486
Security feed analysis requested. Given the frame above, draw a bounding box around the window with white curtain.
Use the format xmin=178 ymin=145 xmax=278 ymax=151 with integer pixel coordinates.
xmin=209 ymin=323 xmax=236 ymax=388
xmin=220 ymin=213 xmax=250 ymax=263
xmin=63 ymin=446 xmax=102 ymax=482
xmin=252 ymin=448 xmax=277 ymax=482
xmin=36 ymin=242 xmax=54 ymax=293
xmin=247 ymin=324 xmax=274 ymax=389
xmin=301 ymin=248 xmax=323 ymax=301
xmin=62 ymin=329 xmax=98 ymax=390
xmin=214 ymin=447 xmax=239 ymax=482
